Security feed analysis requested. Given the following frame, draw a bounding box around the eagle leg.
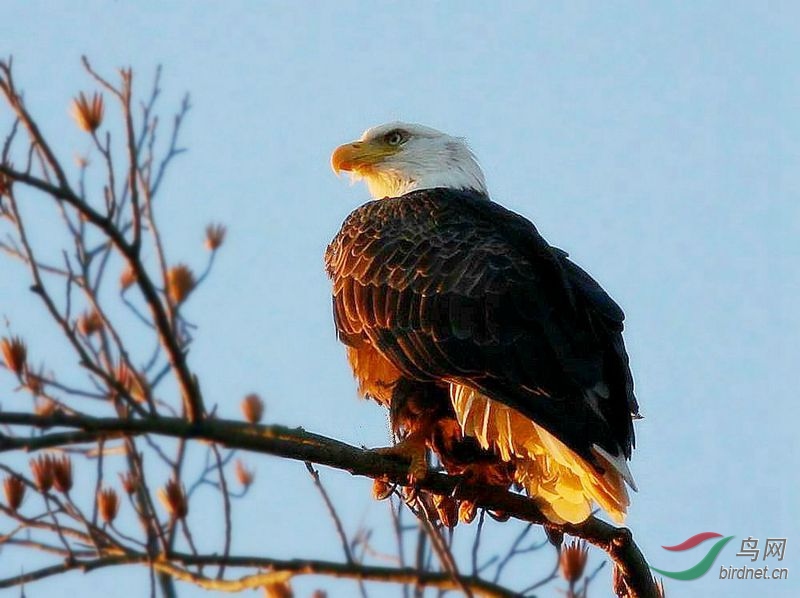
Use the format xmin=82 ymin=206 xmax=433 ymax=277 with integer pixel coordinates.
xmin=371 ymin=378 xmax=450 ymax=484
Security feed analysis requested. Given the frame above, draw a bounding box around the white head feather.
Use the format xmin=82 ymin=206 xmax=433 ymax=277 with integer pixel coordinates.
xmin=333 ymin=122 xmax=488 ymax=199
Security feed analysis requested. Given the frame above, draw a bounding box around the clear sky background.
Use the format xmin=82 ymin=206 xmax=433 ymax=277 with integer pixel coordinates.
xmin=1 ymin=2 xmax=798 ymax=597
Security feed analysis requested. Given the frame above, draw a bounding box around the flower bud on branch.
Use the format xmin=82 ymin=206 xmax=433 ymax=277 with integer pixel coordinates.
xmin=1 ymin=336 xmax=27 ymax=376
xmin=167 ymin=264 xmax=196 ymax=305
xmin=71 ymin=92 xmax=104 ymax=133
xmin=3 ymin=475 xmax=25 ymax=511
xmin=205 ymin=223 xmax=227 ymax=251
xmin=120 ymin=265 xmax=136 ymax=291
xmin=241 ymin=393 xmax=264 ymax=424
xmin=158 ymin=478 xmax=188 ymax=520
xmin=29 ymin=455 xmax=54 ymax=493
xmin=98 ymin=487 xmax=120 ymax=524
xmin=52 ymin=455 xmax=73 ymax=494
xmin=77 ymin=310 xmax=103 ymax=336
xmin=119 ymin=471 xmax=139 ymax=495
xmin=235 ymin=460 xmax=255 ymax=489
xmin=560 ymin=539 xmax=589 ymax=585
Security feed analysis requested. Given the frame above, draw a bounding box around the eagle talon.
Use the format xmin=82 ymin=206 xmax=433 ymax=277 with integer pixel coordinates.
xmin=450 ymin=474 xmax=468 ymax=499
xmin=401 ymin=485 xmax=419 ymax=504
xmin=374 ymin=435 xmax=429 ymax=485
xmin=449 ymin=465 xmax=490 ymax=498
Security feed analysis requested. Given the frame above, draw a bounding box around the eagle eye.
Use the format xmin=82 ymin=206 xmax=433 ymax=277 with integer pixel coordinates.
xmin=384 ymin=130 xmax=406 ymax=146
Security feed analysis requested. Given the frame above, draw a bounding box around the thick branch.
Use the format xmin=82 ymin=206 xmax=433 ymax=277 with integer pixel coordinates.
xmin=0 ymin=411 xmax=658 ymax=597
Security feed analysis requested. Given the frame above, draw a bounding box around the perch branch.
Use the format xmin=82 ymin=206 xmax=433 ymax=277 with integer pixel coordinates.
xmin=0 ymin=410 xmax=658 ymax=597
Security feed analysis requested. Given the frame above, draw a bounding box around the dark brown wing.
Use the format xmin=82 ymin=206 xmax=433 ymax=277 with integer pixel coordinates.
xmin=326 ymin=188 xmax=637 ymax=465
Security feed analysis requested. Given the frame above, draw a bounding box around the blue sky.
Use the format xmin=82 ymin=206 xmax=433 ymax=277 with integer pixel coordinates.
xmin=2 ymin=2 xmax=799 ymax=597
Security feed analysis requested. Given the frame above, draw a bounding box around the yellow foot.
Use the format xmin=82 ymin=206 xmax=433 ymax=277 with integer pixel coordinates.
xmin=374 ymin=436 xmax=429 ymax=484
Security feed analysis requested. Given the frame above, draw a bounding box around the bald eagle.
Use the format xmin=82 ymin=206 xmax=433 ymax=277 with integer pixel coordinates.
xmin=326 ymin=122 xmax=640 ymax=524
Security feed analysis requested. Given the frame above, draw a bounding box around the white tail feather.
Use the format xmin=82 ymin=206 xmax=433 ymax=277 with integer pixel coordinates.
xmin=592 ymin=444 xmax=638 ymax=492
xmin=450 ymin=384 xmax=631 ymax=524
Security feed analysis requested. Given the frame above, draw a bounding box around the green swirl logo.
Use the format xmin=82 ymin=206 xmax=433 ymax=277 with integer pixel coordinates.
xmin=651 ymin=532 xmax=734 ymax=580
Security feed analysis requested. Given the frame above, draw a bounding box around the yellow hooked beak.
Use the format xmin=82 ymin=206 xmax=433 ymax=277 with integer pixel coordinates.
xmin=330 ymin=139 xmax=398 ymax=175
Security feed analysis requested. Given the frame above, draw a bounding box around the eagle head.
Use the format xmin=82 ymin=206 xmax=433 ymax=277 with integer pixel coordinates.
xmin=331 ymin=122 xmax=487 ymax=199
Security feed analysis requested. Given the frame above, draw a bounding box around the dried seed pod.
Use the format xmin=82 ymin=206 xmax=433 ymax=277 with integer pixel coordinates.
xmin=77 ymin=310 xmax=103 ymax=336
xmin=35 ymin=398 xmax=58 ymax=417
xmin=0 ymin=171 xmax=11 ymax=197
xmin=158 ymin=478 xmax=188 ymax=520
xmin=114 ymin=363 xmax=148 ymax=403
xmin=204 ymin=223 xmax=227 ymax=251
xmin=71 ymin=92 xmax=104 ymax=133
xmin=25 ymin=368 xmax=44 ymax=397
xmin=166 ymin=264 xmax=196 ymax=305
xmin=560 ymin=539 xmax=589 ymax=584
xmin=51 ymin=455 xmax=73 ymax=494
xmin=29 ymin=455 xmax=55 ymax=493
xmin=119 ymin=471 xmax=139 ymax=495
xmin=3 ymin=476 xmax=25 ymax=511
xmin=1 ymin=336 xmax=27 ymax=375
xmin=234 ymin=460 xmax=254 ymax=489
xmin=97 ymin=487 xmax=120 ymax=524
xmin=263 ymin=580 xmax=293 ymax=598
xmin=241 ymin=393 xmax=264 ymax=424
xmin=120 ymin=264 xmax=136 ymax=290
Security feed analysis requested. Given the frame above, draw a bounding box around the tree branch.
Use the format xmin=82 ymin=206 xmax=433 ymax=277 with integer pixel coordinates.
xmin=0 ymin=552 xmax=519 ymax=598
xmin=0 ymin=411 xmax=659 ymax=597
xmin=0 ymin=161 xmax=204 ymax=423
